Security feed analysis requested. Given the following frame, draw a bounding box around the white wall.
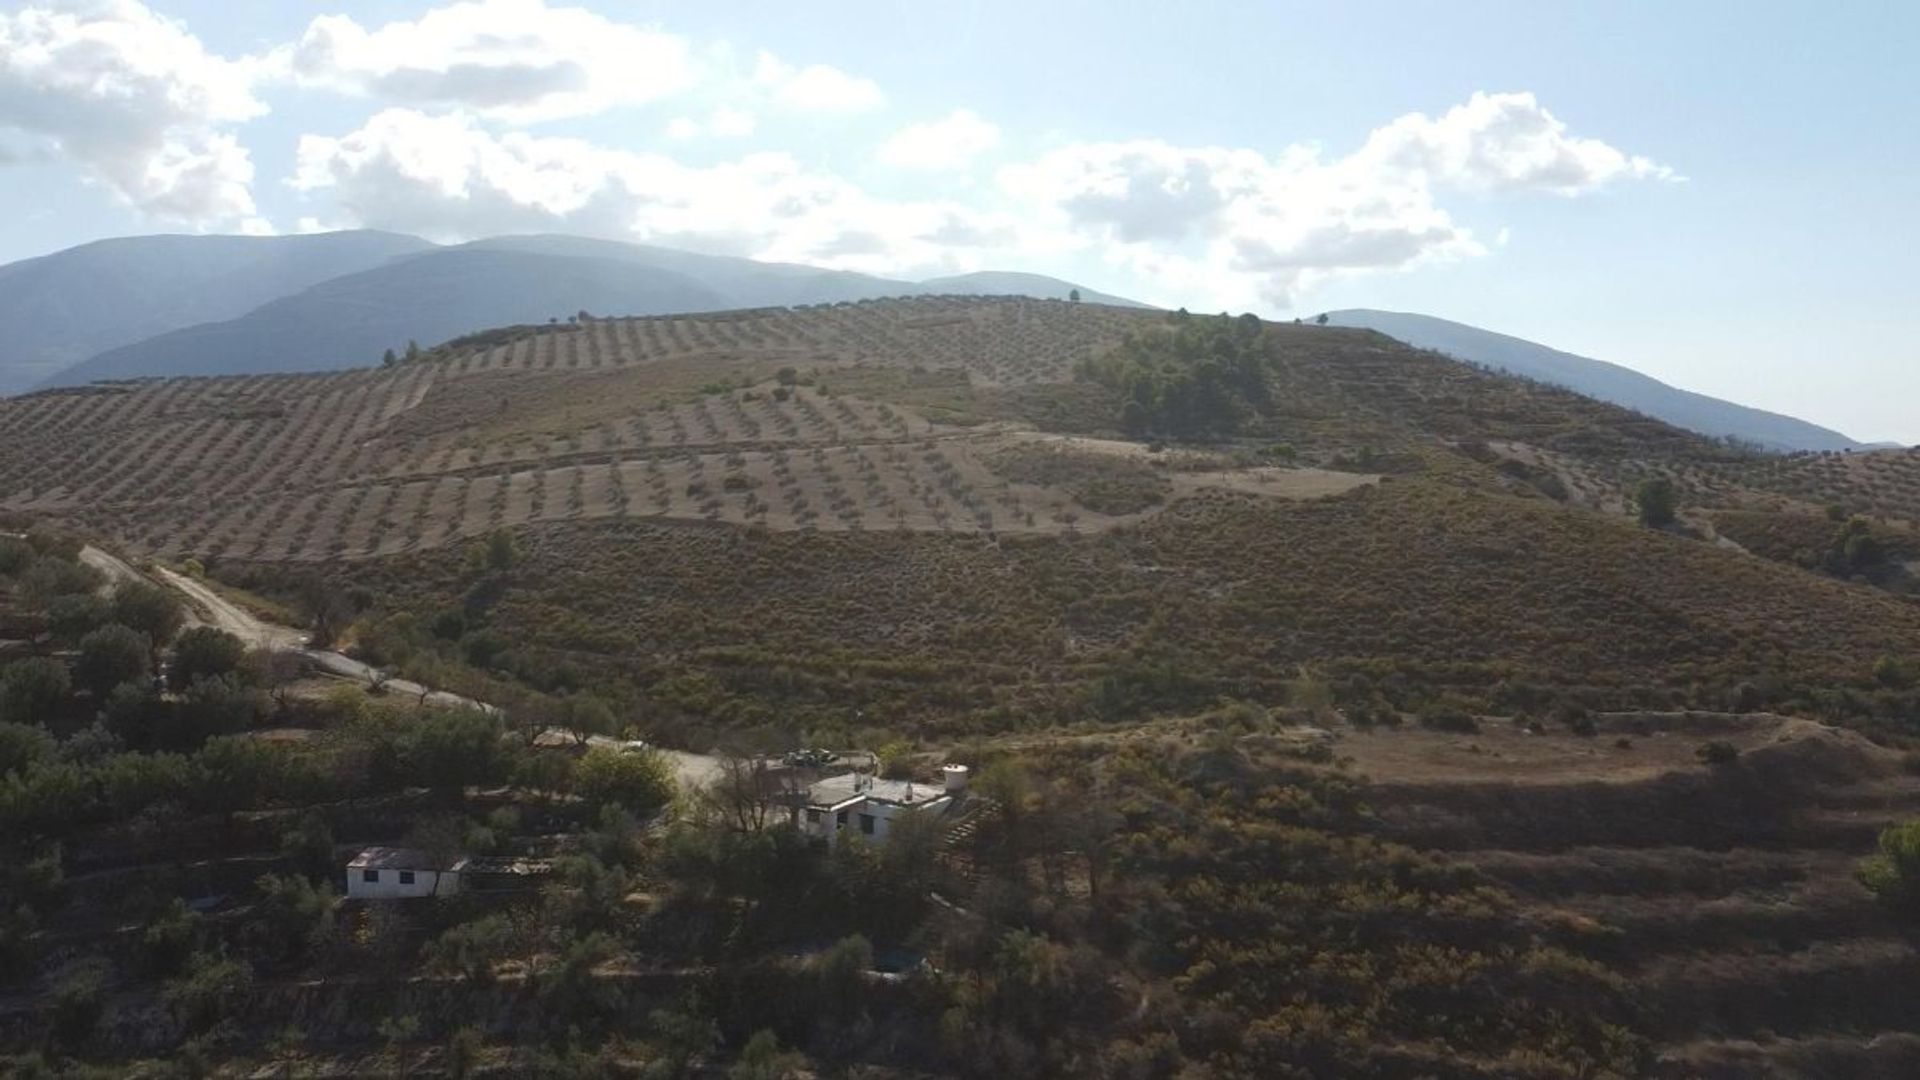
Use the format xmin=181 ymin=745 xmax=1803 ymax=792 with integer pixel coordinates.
xmin=346 ymin=867 xmax=461 ymax=899
xmin=799 ymin=797 xmax=949 ymax=846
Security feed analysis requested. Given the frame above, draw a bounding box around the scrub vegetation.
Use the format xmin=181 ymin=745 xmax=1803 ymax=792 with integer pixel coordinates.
xmin=4 ymin=298 xmax=1920 ymax=1076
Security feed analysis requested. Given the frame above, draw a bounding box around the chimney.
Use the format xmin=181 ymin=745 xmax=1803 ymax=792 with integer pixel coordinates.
xmin=942 ymin=764 xmax=969 ymax=794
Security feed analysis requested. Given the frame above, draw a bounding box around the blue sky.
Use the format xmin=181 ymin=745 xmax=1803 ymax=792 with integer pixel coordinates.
xmin=2 ymin=1 xmax=1915 ymax=442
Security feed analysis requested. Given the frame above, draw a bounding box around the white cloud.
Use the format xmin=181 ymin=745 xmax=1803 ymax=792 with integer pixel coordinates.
xmin=1000 ymin=92 xmax=1673 ymax=307
xmin=878 ymin=109 xmax=1001 ymax=170
xmin=291 ymin=108 xmax=1008 ymax=276
xmin=1356 ymin=90 xmax=1680 ymax=193
xmin=0 ymin=0 xmax=263 ymax=224
xmin=283 ymin=88 xmax=1670 ymax=312
xmin=708 ymin=106 xmax=757 ymax=138
xmin=752 ymin=50 xmax=883 ymax=111
xmin=271 ymin=0 xmax=696 ymax=123
xmin=664 ymin=106 xmax=757 ymax=140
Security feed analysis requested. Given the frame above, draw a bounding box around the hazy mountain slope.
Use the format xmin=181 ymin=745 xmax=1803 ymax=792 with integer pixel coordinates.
xmin=1324 ymin=309 xmax=1863 ymax=452
xmin=48 ymin=249 xmax=729 ymax=384
xmin=26 ymin=231 xmax=1142 ymax=387
xmin=917 ymin=270 xmax=1148 ymax=308
xmin=462 ymin=234 xmax=920 ymax=307
xmin=0 ymin=231 xmax=434 ymax=394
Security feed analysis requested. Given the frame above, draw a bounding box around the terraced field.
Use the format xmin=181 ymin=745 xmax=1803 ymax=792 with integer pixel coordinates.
xmin=0 ymin=298 xmax=1184 ymax=559
xmin=1350 ymin=714 xmax=1920 ymax=1078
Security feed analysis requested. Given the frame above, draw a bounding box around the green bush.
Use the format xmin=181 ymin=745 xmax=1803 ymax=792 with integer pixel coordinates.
xmin=109 ymin=582 xmax=185 ymax=648
xmin=0 ymin=722 xmax=55 ymax=777
xmin=1636 ymin=476 xmax=1677 ymax=527
xmin=1696 ymin=740 xmax=1740 ymax=766
xmin=424 ymin=914 xmax=517 ymax=983
xmin=74 ymin=625 xmax=150 ymax=698
xmin=164 ymin=951 xmax=253 ymax=1034
xmin=573 ymin=746 xmax=676 ymax=817
xmin=141 ymin=898 xmax=201 ymax=977
xmin=169 ymin=627 xmax=247 ymax=691
xmin=1860 ymin=820 xmax=1920 ymax=917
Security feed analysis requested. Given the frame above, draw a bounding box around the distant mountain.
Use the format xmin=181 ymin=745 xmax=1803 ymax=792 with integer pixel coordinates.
xmin=0 ymin=231 xmax=433 ymax=394
xmin=13 ymin=231 xmax=1141 ymax=388
xmin=1323 ymin=309 xmax=1864 ymax=453
xmin=462 ymin=234 xmax=921 ymax=307
xmin=52 ymin=249 xmax=729 ymax=384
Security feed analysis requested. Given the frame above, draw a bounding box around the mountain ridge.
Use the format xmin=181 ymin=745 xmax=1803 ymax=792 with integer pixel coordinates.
xmin=0 ymin=230 xmax=434 ymax=393
xmin=8 ymin=231 xmax=1143 ymax=389
xmin=1324 ymin=308 xmax=1867 ymax=452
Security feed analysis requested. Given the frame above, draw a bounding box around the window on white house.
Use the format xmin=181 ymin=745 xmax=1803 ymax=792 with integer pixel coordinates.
xmin=835 ymin=810 xmax=848 ymax=828
xmin=398 ymin=870 xmax=416 ymax=885
xmin=806 ymin=809 xmax=822 ymax=824
xmin=859 ymin=814 xmax=876 ymax=835
xmin=362 ymin=870 xmax=379 ymax=882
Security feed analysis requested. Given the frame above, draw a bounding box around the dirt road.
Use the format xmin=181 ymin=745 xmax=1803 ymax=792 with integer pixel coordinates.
xmin=82 ymin=545 xmax=488 ymax=711
xmin=78 ymin=545 xmax=147 ymax=589
xmin=81 ymin=546 xmax=303 ymax=650
xmin=151 ymin=564 xmax=307 ymax=651
xmin=77 ymin=546 xmax=724 ymax=790
xmin=531 ymin=729 xmax=724 ymax=792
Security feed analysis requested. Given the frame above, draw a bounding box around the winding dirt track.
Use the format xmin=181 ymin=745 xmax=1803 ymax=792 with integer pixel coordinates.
xmin=152 ymin=564 xmax=307 ymax=651
xmin=78 ymin=545 xmax=724 ymax=790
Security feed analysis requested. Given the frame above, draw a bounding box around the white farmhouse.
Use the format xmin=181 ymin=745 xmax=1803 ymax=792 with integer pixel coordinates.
xmin=345 ymin=847 xmax=469 ymax=899
xmin=796 ymin=764 xmax=970 ymax=846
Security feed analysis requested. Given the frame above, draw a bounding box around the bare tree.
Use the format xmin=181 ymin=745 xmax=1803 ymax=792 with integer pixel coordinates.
xmin=706 ymin=751 xmax=775 ymax=833
xmin=245 ymin=647 xmax=306 ymax=716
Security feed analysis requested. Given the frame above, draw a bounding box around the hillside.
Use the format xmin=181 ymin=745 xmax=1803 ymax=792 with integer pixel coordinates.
xmin=5 ymin=297 xmax=1920 ymax=1076
xmin=3 ymin=296 xmax=1915 ymax=720
xmin=0 ymin=231 xmax=432 ymax=394
xmin=1325 ymin=308 xmax=1869 ymax=452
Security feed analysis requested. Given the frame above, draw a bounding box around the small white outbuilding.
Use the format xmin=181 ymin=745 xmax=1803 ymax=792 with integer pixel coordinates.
xmin=345 ymin=847 xmax=469 ymax=899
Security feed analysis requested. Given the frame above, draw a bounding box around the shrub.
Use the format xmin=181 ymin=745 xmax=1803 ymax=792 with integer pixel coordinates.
xmin=248 ymin=873 xmax=338 ymax=960
xmin=141 ymin=898 xmax=201 ymax=977
xmin=1860 ymin=820 xmax=1920 ymax=917
xmin=0 ymin=722 xmax=55 ymax=777
xmin=109 ymin=582 xmax=185 ymax=648
xmin=1696 ymin=740 xmax=1740 ymax=766
xmin=424 ymin=914 xmax=517 ymax=983
xmin=169 ymin=627 xmax=247 ymax=691
xmin=409 ymin=708 xmax=511 ymax=797
xmin=1635 ymin=477 xmax=1677 ymax=527
xmin=1874 ymin=655 xmax=1915 ymax=689
xmin=164 ymin=951 xmax=253 ymax=1034
xmin=573 ymin=746 xmax=676 ymax=817
xmin=0 ymin=653 xmax=69 ymax=726
xmin=44 ymin=594 xmax=110 ymax=645
xmin=729 ymin=1029 xmax=807 ymax=1080
xmin=50 ymin=959 xmax=109 ymax=1048
xmin=168 ymin=674 xmax=264 ymax=747
xmin=1418 ymin=705 xmax=1479 ymax=734
xmin=74 ymin=625 xmax=151 ymax=698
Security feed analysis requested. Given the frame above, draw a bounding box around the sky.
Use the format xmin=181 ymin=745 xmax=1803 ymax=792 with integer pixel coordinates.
xmin=1 ymin=1 xmax=1916 ymax=443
